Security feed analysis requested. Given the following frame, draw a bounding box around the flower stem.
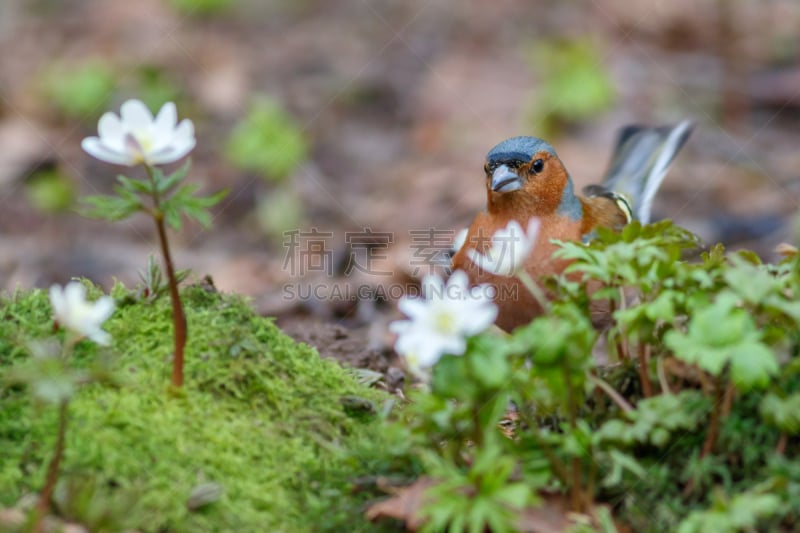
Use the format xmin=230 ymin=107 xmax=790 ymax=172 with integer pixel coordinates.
xmin=145 ymin=165 xmax=187 ymax=388
xmin=516 ymin=270 xmax=551 ymax=313
xmin=34 ymin=400 xmax=69 ymax=533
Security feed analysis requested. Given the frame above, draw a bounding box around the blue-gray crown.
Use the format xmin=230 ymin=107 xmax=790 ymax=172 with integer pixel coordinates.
xmin=486 ymin=136 xmax=558 ymax=166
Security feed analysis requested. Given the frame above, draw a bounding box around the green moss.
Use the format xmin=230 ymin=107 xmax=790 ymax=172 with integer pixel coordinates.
xmin=0 ymin=285 xmax=397 ymax=531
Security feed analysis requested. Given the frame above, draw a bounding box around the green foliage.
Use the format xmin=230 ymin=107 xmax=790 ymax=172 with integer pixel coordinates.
xmin=24 ymin=169 xmax=76 ymax=213
xmin=42 ymin=61 xmax=115 ymax=121
xmin=134 ymin=254 xmax=191 ymax=303
xmin=596 ymin=391 xmax=709 ymax=448
xmin=0 ymin=285 xmax=398 ymax=531
xmin=256 ymin=186 xmax=305 ymax=239
xmin=396 ymin=219 xmax=800 ymax=531
xmin=760 ymin=393 xmax=800 ymax=435
xmin=167 ymin=0 xmax=232 ymax=16
xmin=133 ymin=65 xmax=184 ymax=112
xmin=225 ymin=96 xmax=309 ymax=181
xmin=677 ymin=486 xmax=782 ymax=533
xmin=422 ymin=440 xmax=533 ymax=533
xmin=527 ymin=38 xmax=615 ymax=137
xmin=665 ymin=292 xmax=778 ymax=392
xmin=80 ymin=160 xmax=228 ymax=229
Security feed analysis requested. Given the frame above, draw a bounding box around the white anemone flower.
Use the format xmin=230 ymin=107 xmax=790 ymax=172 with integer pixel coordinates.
xmin=466 ymin=218 xmax=540 ymax=276
xmin=81 ymin=99 xmax=196 ymax=166
xmin=390 ymin=270 xmax=497 ymax=373
xmin=49 ymin=282 xmax=116 ymax=345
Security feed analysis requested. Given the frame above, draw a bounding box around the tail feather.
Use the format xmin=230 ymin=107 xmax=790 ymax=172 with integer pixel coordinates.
xmin=597 ymin=120 xmax=693 ymax=224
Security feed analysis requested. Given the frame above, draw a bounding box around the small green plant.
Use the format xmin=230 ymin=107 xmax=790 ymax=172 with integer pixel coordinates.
xmin=24 ymin=168 xmax=76 ymax=213
xmin=134 ymin=65 xmax=184 ymax=113
xmin=5 ymin=281 xmax=116 ymax=531
xmin=79 ymin=98 xmax=226 ymax=388
xmin=167 ymin=0 xmax=232 ymax=16
xmin=42 ymin=61 xmax=115 ymax=122
xmin=0 ymin=284 xmax=396 ymax=531
xmin=387 ymin=219 xmax=800 ymax=531
xmin=225 ymin=96 xmax=308 ymax=182
xmin=526 ymin=38 xmax=615 ymax=138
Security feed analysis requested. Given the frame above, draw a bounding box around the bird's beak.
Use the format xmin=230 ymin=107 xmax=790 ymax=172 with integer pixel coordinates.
xmin=490 ymin=164 xmax=523 ymax=193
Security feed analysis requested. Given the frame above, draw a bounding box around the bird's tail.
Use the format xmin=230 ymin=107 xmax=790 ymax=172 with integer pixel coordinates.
xmin=593 ymin=120 xmax=693 ymax=224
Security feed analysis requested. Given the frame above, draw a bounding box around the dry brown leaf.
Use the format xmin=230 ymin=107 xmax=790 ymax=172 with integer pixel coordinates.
xmin=516 ymin=492 xmax=575 ymax=533
xmin=365 ymin=477 xmax=436 ymax=531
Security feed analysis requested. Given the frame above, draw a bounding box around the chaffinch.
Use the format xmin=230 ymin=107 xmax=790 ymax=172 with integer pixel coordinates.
xmin=451 ymin=121 xmax=693 ymax=331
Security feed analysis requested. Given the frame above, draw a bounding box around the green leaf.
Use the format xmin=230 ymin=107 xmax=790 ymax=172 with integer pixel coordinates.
xmin=760 ymin=393 xmax=800 ymax=434
xmin=724 ymin=256 xmax=779 ymax=304
xmin=116 ymin=174 xmax=153 ymax=195
xmin=79 ymin=193 xmax=143 ymax=221
xmin=729 ymin=343 xmax=778 ymax=392
xmin=159 ymin=184 xmax=227 ymax=230
xmin=157 ymin=159 xmax=192 ymax=193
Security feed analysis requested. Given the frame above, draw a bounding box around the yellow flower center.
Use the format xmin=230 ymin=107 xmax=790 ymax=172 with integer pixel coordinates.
xmin=433 ymin=309 xmax=457 ymax=335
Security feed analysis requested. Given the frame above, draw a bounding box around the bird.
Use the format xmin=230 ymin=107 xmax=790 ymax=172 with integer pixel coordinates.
xmin=451 ymin=121 xmax=693 ymax=332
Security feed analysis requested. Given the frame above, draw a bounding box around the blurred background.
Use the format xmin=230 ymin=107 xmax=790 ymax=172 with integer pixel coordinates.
xmin=1 ymin=0 xmax=800 ymax=363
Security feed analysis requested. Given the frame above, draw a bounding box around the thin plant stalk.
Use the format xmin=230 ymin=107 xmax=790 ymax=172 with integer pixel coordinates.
xmin=145 ymin=165 xmax=187 ymax=388
xmin=563 ymin=365 xmax=584 ymax=512
xmin=637 ymin=342 xmax=654 ymax=398
xmin=33 ymin=399 xmax=69 ymax=533
xmin=684 ymin=375 xmax=728 ymax=498
xmin=588 ymin=373 xmax=633 ymax=413
xmin=517 ymin=270 xmax=551 ymax=313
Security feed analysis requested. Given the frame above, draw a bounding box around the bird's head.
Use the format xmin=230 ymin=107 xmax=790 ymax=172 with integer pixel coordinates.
xmin=483 ymin=136 xmax=581 ymax=221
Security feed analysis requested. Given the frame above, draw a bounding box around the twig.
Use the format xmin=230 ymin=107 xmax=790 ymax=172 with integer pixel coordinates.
xmin=588 ymin=373 xmax=633 ymax=413
xmin=776 ymin=433 xmax=788 ymax=455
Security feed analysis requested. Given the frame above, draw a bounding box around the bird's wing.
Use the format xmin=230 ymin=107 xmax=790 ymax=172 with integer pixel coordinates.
xmin=594 ymin=120 xmax=693 ymax=224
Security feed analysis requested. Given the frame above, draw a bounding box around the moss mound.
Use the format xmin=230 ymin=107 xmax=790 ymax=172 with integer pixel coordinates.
xmin=0 ymin=284 xmax=396 ymax=532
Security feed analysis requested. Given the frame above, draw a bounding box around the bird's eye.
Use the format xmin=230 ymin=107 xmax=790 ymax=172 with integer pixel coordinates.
xmin=531 ymin=159 xmax=544 ymax=174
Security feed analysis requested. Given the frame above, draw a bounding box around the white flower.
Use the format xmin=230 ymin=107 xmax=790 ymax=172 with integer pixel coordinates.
xmin=49 ymin=282 xmax=115 ymax=345
xmin=390 ymin=270 xmax=497 ymax=372
xmin=466 ymin=218 xmax=540 ymax=276
xmin=81 ymin=99 xmax=196 ymax=166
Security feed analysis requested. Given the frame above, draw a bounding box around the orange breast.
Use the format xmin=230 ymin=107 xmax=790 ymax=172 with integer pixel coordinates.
xmin=451 ymin=211 xmax=584 ymax=331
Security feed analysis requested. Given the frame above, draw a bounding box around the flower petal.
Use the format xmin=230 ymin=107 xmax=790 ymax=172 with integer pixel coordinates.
xmin=64 ymin=281 xmax=87 ymax=306
xmin=421 ymin=273 xmax=445 ymax=301
xmin=447 ymin=270 xmax=469 ymax=293
xmin=150 ymin=102 xmax=178 ymax=151
xmin=81 ymin=137 xmax=136 ymax=166
xmin=90 ymin=296 xmax=116 ymax=324
xmin=452 ymin=228 xmax=468 ymax=253
xmin=154 ymin=102 xmax=177 ymax=132
xmin=120 ymin=99 xmax=154 ymax=131
xmin=87 ymin=329 xmax=111 ymax=346
xmin=461 ymin=303 xmax=498 ymax=335
xmin=467 ymin=248 xmax=497 ymax=274
xmin=49 ymin=285 xmax=65 ymax=319
xmin=525 ymin=217 xmax=541 ymax=245
xmin=398 ymin=298 xmax=428 ymax=321
xmin=147 ymin=119 xmax=196 ymax=164
xmin=96 ymin=112 xmax=126 ymax=151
